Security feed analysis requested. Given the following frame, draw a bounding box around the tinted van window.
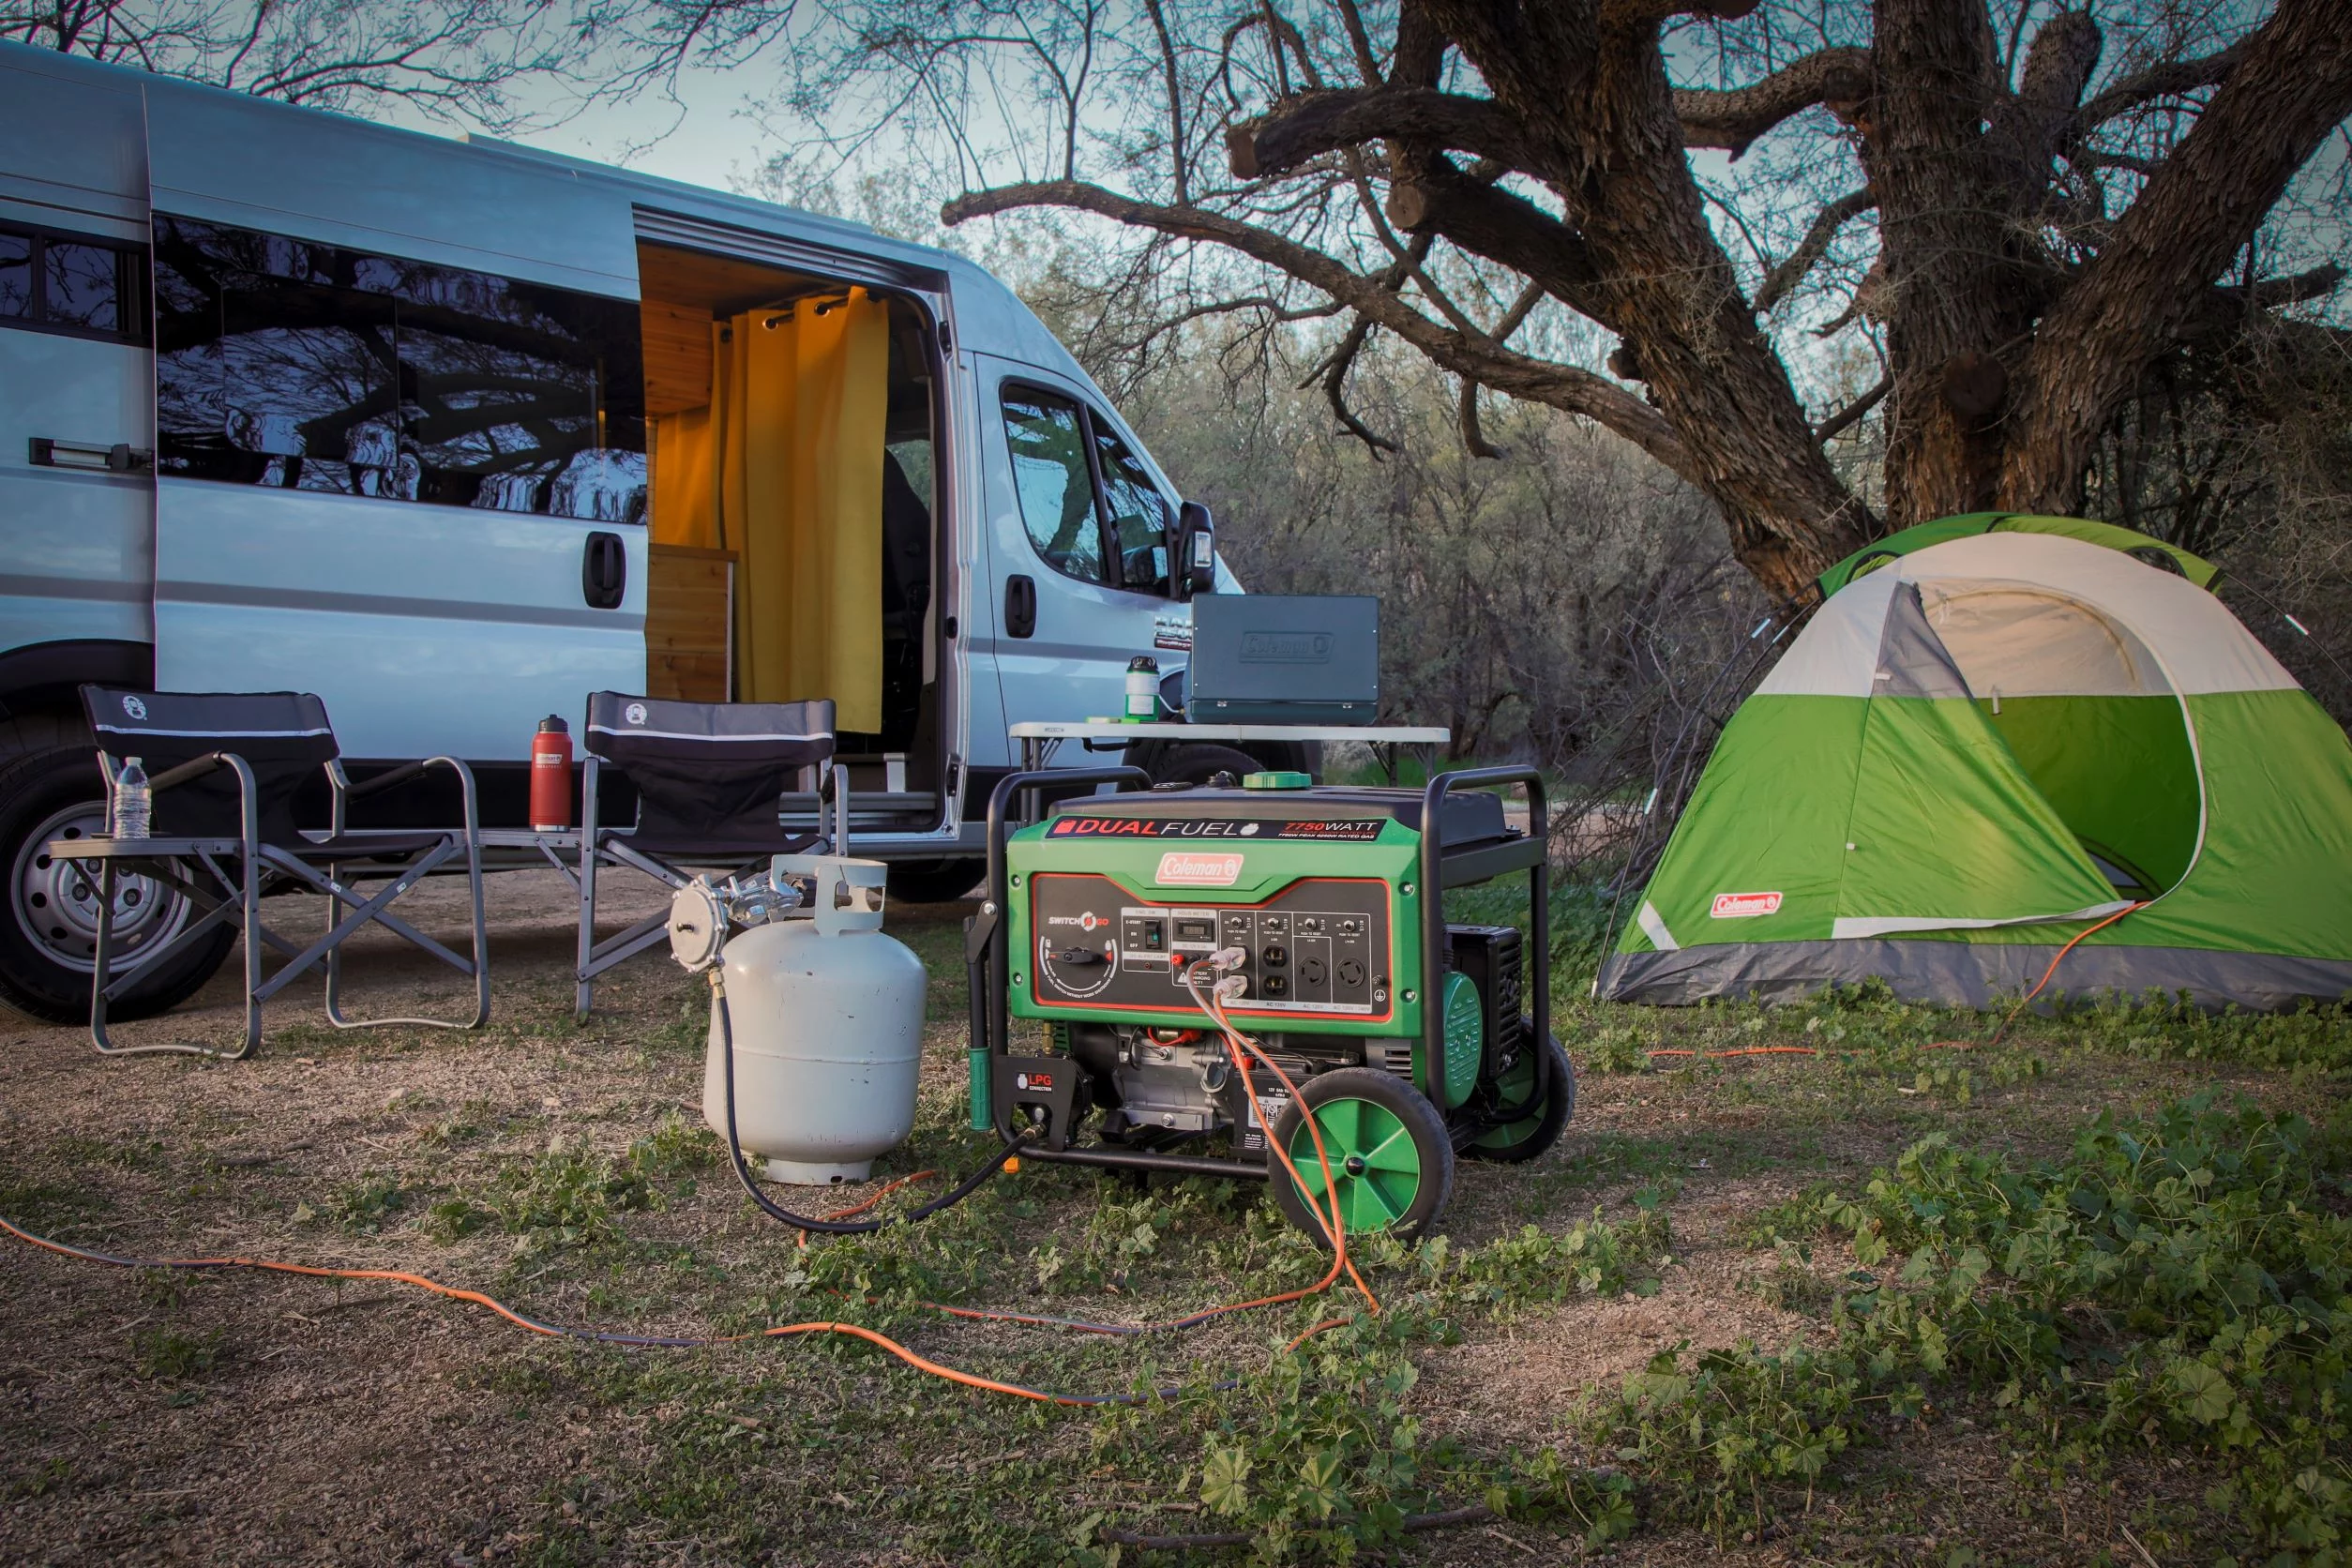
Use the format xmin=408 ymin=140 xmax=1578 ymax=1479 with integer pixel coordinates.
xmin=0 ymin=220 xmax=145 ymax=343
xmin=1001 ymin=384 xmax=1177 ymax=595
xmin=1003 ymin=387 xmax=1105 ymax=583
xmin=1093 ymin=423 xmax=1172 ymax=595
xmin=152 ymin=216 xmax=645 ymax=520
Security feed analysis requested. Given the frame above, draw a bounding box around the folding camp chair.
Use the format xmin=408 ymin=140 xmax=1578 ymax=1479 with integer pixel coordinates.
xmin=573 ymin=693 xmax=838 ymax=1018
xmin=59 ymin=686 xmax=489 ymax=1059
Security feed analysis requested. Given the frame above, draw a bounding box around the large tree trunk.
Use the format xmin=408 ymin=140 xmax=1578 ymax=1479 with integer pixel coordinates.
xmin=1423 ymin=1 xmax=1868 ymax=596
xmin=1998 ymin=0 xmax=2352 ymax=515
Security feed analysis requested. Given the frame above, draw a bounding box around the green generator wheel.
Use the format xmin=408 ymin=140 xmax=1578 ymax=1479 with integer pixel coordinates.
xmin=1269 ymin=1067 xmax=1454 ymax=1244
xmin=1466 ymin=1023 xmax=1575 ymax=1165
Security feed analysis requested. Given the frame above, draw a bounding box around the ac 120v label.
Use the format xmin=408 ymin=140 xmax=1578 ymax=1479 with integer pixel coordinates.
xmin=1048 ymin=816 xmax=1383 ymax=841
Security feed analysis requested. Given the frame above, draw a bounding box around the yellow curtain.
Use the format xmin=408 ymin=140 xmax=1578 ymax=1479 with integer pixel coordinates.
xmin=717 ymin=290 xmax=888 ymax=730
xmin=648 ymin=404 xmax=719 ymax=549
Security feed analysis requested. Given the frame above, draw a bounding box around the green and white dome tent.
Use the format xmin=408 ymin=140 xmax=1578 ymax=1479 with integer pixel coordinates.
xmin=1597 ymin=514 xmax=2352 ymax=1011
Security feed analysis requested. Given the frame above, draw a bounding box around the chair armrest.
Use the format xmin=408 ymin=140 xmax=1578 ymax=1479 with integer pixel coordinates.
xmin=116 ymin=751 xmax=259 ymax=851
xmin=339 ymin=759 xmax=429 ymax=801
xmin=148 ymin=752 xmax=234 ymax=793
xmin=330 ymin=756 xmax=481 ymax=835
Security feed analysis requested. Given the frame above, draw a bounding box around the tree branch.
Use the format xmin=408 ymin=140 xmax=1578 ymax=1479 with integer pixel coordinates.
xmin=1674 ymin=46 xmax=1872 ymax=158
xmin=1814 ymin=374 xmax=1891 ymax=443
xmin=1754 ymin=187 xmax=1874 ymax=313
xmin=1321 ymin=315 xmax=1398 ymax=456
xmin=1227 ymin=85 xmax=1527 ymax=179
xmin=942 ymin=179 xmax=1690 ymax=473
xmin=1384 ymin=158 xmax=1610 ymax=320
xmin=2067 ymin=41 xmax=2246 ymax=143
xmin=2178 ymin=263 xmax=2348 ymax=339
xmin=2003 ymin=0 xmax=2352 ymax=511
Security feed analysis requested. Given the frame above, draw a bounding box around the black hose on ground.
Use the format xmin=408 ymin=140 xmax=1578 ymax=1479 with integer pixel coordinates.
xmin=711 ymin=972 xmax=1027 ymax=1235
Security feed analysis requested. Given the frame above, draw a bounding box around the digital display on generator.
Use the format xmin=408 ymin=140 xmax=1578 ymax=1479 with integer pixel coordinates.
xmin=1026 ymin=872 xmax=1393 ymax=1022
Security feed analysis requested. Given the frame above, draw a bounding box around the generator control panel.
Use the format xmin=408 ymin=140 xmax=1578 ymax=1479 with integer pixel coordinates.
xmin=1025 ymin=872 xmax=1394 ymax=1024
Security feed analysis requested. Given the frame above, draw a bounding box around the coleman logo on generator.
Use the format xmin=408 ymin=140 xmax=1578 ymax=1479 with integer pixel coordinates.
xmin=1711 ymin=891 xmax=1784 ymax=918
xmin=1154 ymin=852 xmax=1244 ymax=887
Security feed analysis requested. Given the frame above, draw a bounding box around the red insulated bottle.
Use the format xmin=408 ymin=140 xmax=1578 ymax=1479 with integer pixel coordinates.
xmin=530 ymin=715 xmax=573 ymax=832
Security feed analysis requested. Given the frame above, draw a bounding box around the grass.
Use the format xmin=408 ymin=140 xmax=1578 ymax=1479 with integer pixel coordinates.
xmin=2 ymin=881 xmax=2347 ymax=1564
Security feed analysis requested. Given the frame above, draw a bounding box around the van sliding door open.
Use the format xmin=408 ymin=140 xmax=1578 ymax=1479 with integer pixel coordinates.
xmin=632 ymin=212 xmax=956 ymax=833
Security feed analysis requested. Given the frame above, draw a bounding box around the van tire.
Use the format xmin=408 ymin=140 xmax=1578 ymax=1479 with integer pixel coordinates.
xmin=0 ymin=743 xmax=237 ymax=1026
xmin=1153 ymin=745 xmax=1265 ymax=789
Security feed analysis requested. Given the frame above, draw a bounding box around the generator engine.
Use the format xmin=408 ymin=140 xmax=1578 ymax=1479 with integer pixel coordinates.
xmin=975 ymin=770 xmax=1574 ymax=1241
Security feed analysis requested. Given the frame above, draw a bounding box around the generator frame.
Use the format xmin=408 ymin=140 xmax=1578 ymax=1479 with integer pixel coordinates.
xmin=963 ymin=762 xmax=1551 ymax=1185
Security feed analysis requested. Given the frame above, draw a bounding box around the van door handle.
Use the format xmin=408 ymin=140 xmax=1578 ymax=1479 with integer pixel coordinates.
xmin=1004 ymin=574 xmax=1036 ymax=639
xmin=582 ymin=532 xmax=626 ymax=610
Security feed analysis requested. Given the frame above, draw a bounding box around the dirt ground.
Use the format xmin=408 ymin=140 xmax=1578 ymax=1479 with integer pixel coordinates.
xmin=0 ymin=867 xmax=2334 ymax=1565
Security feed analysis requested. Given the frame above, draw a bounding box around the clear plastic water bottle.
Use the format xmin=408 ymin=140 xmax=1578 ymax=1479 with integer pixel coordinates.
xmin=113 ymin=756 xmax=151 ymax=840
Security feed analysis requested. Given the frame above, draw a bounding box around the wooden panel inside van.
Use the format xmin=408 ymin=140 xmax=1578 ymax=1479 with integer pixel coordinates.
xmin=645 ymin=544 xmax=731 ymax=701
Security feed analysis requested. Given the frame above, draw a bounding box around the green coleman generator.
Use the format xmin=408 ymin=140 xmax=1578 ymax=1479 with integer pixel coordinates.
xmin=963 ymin=765 xmax=1573 ymax=1241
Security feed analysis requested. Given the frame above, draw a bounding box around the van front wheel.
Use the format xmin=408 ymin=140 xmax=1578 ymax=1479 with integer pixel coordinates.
xmin=0 ymin=745 xmax=236 ymax=1026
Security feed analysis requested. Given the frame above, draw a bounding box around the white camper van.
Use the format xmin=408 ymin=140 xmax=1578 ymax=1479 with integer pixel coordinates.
xmin=0 ymin=41 xmax=1302 ymax=1024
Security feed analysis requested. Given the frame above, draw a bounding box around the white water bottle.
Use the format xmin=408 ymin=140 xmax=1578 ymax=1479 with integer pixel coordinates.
xmin=1124 ymin=656 xmax=1160 ymax=721
xmin=113 ymin=756 xmax=151 ymax=840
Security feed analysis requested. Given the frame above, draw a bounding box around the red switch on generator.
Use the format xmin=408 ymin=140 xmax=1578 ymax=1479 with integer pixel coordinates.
xmin=531 ymin=714 xmax=573 ymax=832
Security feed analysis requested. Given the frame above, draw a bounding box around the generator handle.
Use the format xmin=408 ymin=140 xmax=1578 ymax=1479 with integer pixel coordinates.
xmin=1420 ymin=765 xmax=1549 ymax=1108
xmin=981 ymin=766 xmax=1154 ymax=1071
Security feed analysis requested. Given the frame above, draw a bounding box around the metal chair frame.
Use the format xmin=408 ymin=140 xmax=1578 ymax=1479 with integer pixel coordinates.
xmin=77 ymin=748 xmax=489 ymax=1060
xmin=567 ymin=745 xmax=846 ymax=1020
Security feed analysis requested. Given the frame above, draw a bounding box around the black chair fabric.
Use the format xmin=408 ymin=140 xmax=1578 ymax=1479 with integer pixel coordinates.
xmin=83 ymin=687 xmax=336 ymax=844
xmin=583 ymin=693 xmax=835 ymax=852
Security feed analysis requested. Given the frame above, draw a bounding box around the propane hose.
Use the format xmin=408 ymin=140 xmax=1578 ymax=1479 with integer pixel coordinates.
xmin=709 ymin=969 xmax=1029 ymax=1235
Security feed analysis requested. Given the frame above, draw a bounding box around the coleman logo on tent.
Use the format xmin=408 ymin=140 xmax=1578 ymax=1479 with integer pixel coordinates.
xmin=1155 ymin=852 xmax=1244 ymax=886
xmin=1711 ymin=891 xmax=1784 ymax=919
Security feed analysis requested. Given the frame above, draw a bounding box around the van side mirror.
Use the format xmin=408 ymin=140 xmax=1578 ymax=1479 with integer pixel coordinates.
xmin=1172 ymin=502 xmax=1215 ymax=599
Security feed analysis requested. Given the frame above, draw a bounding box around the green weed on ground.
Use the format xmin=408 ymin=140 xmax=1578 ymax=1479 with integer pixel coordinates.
xmin=1592 ymin=1092 xmax=2352 ymax=1562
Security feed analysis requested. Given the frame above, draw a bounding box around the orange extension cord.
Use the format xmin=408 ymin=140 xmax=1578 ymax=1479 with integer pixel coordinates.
xmin=1 ymin=961 xmax=1380 ymax=1404
xmin=1644 ymin=901 xmax=2148 ymax=1063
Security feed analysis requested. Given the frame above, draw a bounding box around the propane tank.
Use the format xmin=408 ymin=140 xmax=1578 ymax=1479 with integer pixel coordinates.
xmin=529 ymin=715 xmax=573 ymax=832
xmin=690 ymin=856 xmax=926 ymax=1184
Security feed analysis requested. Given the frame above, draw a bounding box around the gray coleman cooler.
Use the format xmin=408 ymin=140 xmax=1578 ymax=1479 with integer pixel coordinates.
xmin=1184 ymin=595 xmax=1380 ymax=725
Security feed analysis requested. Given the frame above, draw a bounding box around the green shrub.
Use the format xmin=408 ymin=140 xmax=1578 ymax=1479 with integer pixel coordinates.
xmin=1593 ymin=1093 xmax=2352 ymax=1559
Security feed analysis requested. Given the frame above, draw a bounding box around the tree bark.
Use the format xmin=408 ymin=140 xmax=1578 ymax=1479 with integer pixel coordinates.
xmin=1999 ymin=0 xmax=2352 ymax=515
xmin=1417 ymin=0 xmax=1869 ymax=596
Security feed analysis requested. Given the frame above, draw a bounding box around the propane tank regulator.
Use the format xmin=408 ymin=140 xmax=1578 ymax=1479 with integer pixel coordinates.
xmin=667 ymin=864 xmax=805 ymax=972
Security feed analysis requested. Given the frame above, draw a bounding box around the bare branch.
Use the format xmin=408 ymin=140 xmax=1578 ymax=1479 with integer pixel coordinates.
xmin=942 ymin=179 xmax=1690 ymax=473
xmin=1321 ymin=315 xmax=1398 ymax=455
xmin=2068 ymin=41 xmax=2247 ymax=143
xmin=2179 ymin=263 xmax=2349 ymax=339
xmin=1755 ymin=188 xmax=1874 ymax=313
xmin=1814 ymin=374 xmax=1891 ymax=443
xmin=1228 ymin=86 xmax=1526 ymax=180
xmin=1459 ymin=377 xmax=1501 ymax=458
xmin=1383 ymin=158 xmax=1608 ymax=319
xmin=1674 ymin=46 xmax=1871 ymax=158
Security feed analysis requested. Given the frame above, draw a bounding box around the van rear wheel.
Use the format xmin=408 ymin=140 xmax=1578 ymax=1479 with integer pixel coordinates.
xmin=0 ymin=745 xmax=235 ymax=1026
